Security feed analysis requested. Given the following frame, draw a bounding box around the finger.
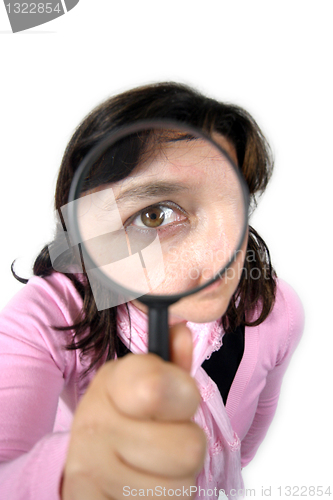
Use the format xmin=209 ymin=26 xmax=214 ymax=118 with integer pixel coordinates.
xmin=105 ymin=354 xmax=201 ymax=421
xmin=96 ymin=449 xmax=198 ymax=500
xmin=65 ymin=425 xmax=199 ymax=500
xmin=169 ymin=323 xmax=193 ymax=372
xmin=115 ymin=418 xmax=206 ymax=478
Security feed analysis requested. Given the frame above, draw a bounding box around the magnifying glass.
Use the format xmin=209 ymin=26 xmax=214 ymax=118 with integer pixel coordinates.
xmin=67 ymin=121 xmax=249 ymax=361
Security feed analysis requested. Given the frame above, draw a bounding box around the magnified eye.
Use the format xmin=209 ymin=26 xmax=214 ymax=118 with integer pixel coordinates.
xmin=130 ymin=204 xmax=186 ymax=229
xmin=140 ymin=207 xmax=166 ymax=228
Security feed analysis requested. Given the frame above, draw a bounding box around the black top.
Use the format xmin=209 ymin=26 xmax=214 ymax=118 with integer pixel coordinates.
xmin=202 ymin=324 xmax=245 ymax=405
xmin=117 ymin=323 xmax=245 ymax=406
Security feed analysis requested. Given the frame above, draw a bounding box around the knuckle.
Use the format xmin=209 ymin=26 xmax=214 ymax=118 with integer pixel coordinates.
xmin=97 ymin=354 xmax=172 ymax=417
xmin=136 ymin=366 xmax=167 ymax=411
xmin=120 ymin=353 xmax=169 ymax=410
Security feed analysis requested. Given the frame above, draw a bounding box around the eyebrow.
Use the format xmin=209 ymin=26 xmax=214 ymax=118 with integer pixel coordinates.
xmin=115 ymin=181 xmax=191 ymax=205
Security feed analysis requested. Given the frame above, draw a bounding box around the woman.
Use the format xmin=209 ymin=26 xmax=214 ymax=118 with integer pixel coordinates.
xmin=0 ymin=82 xmax=304 ymax=499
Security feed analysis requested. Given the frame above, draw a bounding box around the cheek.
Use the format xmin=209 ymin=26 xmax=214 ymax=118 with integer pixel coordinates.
xmin=168 ymin=236 xmax=248 ymax=323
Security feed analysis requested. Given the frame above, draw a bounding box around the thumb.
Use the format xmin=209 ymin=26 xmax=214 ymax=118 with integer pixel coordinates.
xmin=169 ymin=322 xmax=193 ymax=373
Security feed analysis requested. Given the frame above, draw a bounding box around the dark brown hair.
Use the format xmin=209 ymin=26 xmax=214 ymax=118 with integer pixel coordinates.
xmin=15 ymin=82 xmax=276 ymax=375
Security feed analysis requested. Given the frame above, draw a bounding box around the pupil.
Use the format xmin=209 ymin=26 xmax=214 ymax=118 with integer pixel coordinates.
xmin=151 ymin=213 xmax=157 ymax=220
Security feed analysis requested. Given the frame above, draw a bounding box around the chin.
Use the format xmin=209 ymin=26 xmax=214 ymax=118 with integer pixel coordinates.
xmin=168 ymin=295 xmax=230 ymax=325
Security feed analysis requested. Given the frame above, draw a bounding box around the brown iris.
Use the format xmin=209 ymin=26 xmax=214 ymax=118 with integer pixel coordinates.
xmin=141 ymin=207 xmax=165 ymax=228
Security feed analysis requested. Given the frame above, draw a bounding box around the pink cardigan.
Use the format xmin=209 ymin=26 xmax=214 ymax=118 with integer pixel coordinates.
xmin=0 ymin=272 xmax=304 ymax=498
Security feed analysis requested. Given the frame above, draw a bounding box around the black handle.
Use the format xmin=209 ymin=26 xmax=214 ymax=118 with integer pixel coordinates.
xmin=148 ymin=304 xmax=169 ymax=361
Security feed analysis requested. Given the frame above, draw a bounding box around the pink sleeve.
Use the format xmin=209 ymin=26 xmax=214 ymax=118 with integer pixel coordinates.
xmin=0 ymin=433 xmax=70 ymax=499
xmin=0 ymin=274 xmax=80 ymax=499
xmin=240 ymin=280 xmax=305 ymax=467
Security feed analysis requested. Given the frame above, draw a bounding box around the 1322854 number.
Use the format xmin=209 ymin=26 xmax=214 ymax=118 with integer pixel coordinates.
xmin=6 ymin=3 xmax=62 ymax=14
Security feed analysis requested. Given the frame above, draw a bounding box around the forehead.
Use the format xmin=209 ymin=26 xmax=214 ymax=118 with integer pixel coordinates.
xmin=112 ymin=134 xmax=238 ymax=197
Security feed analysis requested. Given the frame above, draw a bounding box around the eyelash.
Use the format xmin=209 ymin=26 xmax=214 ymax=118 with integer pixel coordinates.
xmin=124 ymin=202 xmax=188 ymax=232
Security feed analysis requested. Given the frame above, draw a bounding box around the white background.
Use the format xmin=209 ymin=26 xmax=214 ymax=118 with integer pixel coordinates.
xmin=0 ymin=2 xmax=332 ymax=498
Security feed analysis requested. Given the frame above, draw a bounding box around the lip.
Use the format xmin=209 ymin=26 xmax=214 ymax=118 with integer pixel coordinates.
xmin=199 ymin=278 xmax=223 ymax=294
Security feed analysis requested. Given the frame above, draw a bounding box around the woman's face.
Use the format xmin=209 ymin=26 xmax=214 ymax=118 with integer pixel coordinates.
xmin=78 ymin=133 xmax=248 ymax=324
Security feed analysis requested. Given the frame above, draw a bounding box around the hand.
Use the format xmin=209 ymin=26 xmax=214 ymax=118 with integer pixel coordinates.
xmin=61 ymin=323 xmax=206 ymax=499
